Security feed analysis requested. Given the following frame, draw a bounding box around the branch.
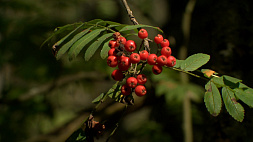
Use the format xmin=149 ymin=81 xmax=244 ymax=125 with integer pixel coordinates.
xmin=121 ymin=0 xmax=150 ymax=51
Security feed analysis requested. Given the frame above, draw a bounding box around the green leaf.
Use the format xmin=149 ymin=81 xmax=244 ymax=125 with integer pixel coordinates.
xmin=92 ymin=93 xmax=105 ymax=104
xmin=119 ymin=24 xmax=163 ymax=33
xmin=223 ymin=75 xmax=242 ymax=83
xmin=56 ymin=27 xmax=93 ymax=60
xmin=100 ymin=39 xmax=113 ymax=59
xmin=211 ymin=76 xmax=224 ymax=88
xmin=222 ymin=87 xmax=244 ymax=122
xmin=84 ymin=33 xmax=113 ymax=61
xmin=204 ymin=81 xmax=222 ymax=116
xmin=234 ymin=88 xmax=253 ymax=107
xmin=68 ymin=28 xmax=106 ymax=59
xmin=180 ymin=53 xmax=210 ymax=71
xmin=41 ymin=22 xmax=83 ymax=47
xmin=53 ymin=23 xmax=85 ymax=48
xmin=173 ymin=59 xmax=184 ymax=68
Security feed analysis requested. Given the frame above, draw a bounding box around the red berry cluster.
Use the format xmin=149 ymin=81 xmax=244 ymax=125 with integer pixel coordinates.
xmin=107 ymin=29 xmax=176 ymax=97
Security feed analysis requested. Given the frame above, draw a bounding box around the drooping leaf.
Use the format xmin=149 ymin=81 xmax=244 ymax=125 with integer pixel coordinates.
xmin=85 ymin=33 xmax=113 ymax=61
xmin=68 ymin=28 xmax=106 ymax=59
xmin=223 ymin=75 xmax=242 ymax=88
xmin=92 ymin=93 xmax=105 ymax=104
xmin=180 ymin=53 xmax=210 ymax=71
xmin=234 ymin=88 xmax=253 ymax=107
xmin=222 ymin=87 xmax=245 ymax=122
xmin=56 ymin=27 xmax=93 ymax=60
xmin=204 ymin=81 xmax=222 ymax=116
xmin=119 ymin=24 xmax=163 ymax=33
xmin=41 ymin=22 xmax=83 ymax=47
xmin=100 ymin=39 xmax=113 ymax=59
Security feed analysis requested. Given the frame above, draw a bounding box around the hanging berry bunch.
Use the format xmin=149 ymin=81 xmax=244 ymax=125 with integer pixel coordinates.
xmin=106 ymin=29 xmax=176 ymax=98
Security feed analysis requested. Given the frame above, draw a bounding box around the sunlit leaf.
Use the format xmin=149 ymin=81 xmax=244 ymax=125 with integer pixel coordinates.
xmin=68 ymin=28 xmax=106 ymax=59
xmin=211 ymin=76 xmax=224 ymax=88
xmin=180 ymin=53 xmax=210 ymax=71
xmin=100 ymin=39 xmax=113 ymax=59
xmin=222 ymin=87 xmax=244 ymax=122
xmin=173 ymin=59 xmax=184 ymax=68
xmin=204 ymin=81 xmax=222 ymax=116
xmin=85 ymin=33 xmax=113 ymax=61
xmin=41 ymin=22 xmax=83 ymax=47
xmin=56 ymin=27 xmax=93 ymax=60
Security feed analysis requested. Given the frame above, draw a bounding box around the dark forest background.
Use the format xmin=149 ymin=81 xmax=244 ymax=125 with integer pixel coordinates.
xmin=1 ymin=0 xmax=253 ymax=141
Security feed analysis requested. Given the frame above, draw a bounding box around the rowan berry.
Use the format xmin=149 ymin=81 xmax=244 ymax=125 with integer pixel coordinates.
xmin=136 ymin=74 xmax=147 ymax=84
xmin=116 ymin=37 xmax=127 ymax=47
xmin=166 ymin=56 xmax=176 ymax=67
xmin=138 ymin=29 xmax=148 ymax=39
xmin=113 ymin=32 xmax=121 ymax=40
xmin=108 ymin=48 xmax=117 ymax=56
xmin=160 ymin=39 xmax=170 ymax=47
xmin=161 ymin=46 xmax=172 ymax=57
xmin=154 ymin=34 xmax=163 ymax=44
xmin=107 ymin=56 xmax=118 ymax=67
xmin=118 ymin=56 xmax=131 ymax=71
xmin=135 ymin=85 xmax=147 ymax=97
xmin=126 ymin=77 xmax=138 ymax=88
xmin=124 ymin=40 xmax=137 ymax=52
xmin=129 ymin=53 xmax=140 ymax=64
xmin=156 ymin=55 xmax=168 ymax=66
xmin=152 ymin=65 xmax=163 ymax=75
xmin=121 ymin=84 xmax=132 ymax=96
xmin=111 ymin=69 xmax=124 ymax=81
xmin=108 ymin=40 xmax=117 ymax=48
xmin=147 ymin=54 xmax=157 ymax=65
xmin=139 ymin=50 xmax=149 ymax=61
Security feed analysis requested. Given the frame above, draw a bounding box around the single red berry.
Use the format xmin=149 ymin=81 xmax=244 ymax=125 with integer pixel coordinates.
xmin=160 ymin=39 xmax=170 ymax=47
xmin=138 ymin=29 xmax=148 ymax=39
xmin=113 ymin=32 xmax=121 ymax=40
xmin=152 ymin=65 xmax=163 ymax=75
xmin=126 ymin=77 xmax=138 ymax=88
xmin=111 ymin=69 xmax=124 ymax=81
xmin=167 ymin=56 xmax=176 ymax=67
xmin=156 ymin=55 xmax=168 ymax=66
xmin=136 ymin=74 xmax=147 ymax=84
xmin=135 ymin=85 xmax=147 ymax=97
xmin=107 ymin=56 xmax=118 ymax=67
xmin=147 ymin=54 xmax=157 ymax=65
xmin=161 ymin=46 xmax=172 ymax=57
xmin=118 ymin=56 xmax=131 ymax=71
xmin=139 ymin=50 xmax=149 ymax=61
xmin=108 ymin=40 xmax=117 ymax=48
xmin=116 ymin=36 xmax=127 ymax=47
xmin=121 ymin=84 xmax=132 ymax=96
xmin=129 ymin=53 xmax=140 ymax=64
xmin=108 ymin=48 xmax=117 ymax=56
xmin=154 ymin=34 xmax=163 ymax=44
xmin=124 ymin=40 xmax=137 ymax=52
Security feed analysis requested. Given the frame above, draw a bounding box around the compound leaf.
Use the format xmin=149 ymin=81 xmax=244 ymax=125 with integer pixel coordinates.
xmin=68 ymin=28 xmax=105 ymax=59
xmin=180 ymin=53 xmax=210 ymax=71
xmin=222 ymin=87 xmax=244 ymax=122
xmin=92 ymin=93 xmax=105 ymax=104
xmin=204 ymin=81 xmax=222 ymax=116
xmin=41 ymin=22 xmax=83 ymax=47
xmin=85 ymin=33 xmax=113 ymax=61
xmin=56 ymin=27 xmax=92 ymax=60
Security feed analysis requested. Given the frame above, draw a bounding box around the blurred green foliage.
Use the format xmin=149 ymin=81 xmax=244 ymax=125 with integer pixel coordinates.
xmin=0 ymin=0 xmax=253 ymax=142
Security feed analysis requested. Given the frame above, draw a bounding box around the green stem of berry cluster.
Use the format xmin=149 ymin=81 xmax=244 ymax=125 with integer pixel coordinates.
xmin=171 ymin=67 xmax=209 ymax=81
